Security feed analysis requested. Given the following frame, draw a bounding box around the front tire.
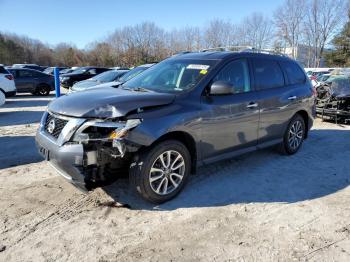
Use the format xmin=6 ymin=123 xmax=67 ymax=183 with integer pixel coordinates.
xmin=279 ymin=114 xmax=306 ymax=155
xmin=130 ymin=140 xmax=191 ymax=204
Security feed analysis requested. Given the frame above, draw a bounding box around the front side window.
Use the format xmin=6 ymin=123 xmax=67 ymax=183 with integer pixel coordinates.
xmin=253 ymin=59 xmax=285 ymax=90
xmin=212 ymin=59 xmax=251 ymax=93
xmin=123 ymin=59 xmax=218 ymax=93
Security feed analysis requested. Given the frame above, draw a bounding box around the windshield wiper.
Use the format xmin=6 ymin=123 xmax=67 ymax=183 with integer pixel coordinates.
xmin=132 ymin=87 xmax=150 ymax=92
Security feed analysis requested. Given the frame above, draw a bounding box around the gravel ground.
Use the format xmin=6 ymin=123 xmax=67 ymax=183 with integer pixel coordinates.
xmin=0 ymin=93 xmax=349 ymax=262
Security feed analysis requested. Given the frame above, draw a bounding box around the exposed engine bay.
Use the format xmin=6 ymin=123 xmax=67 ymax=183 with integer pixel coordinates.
xmin=315 ymin=78 xmax=350 ymax=123
xmin=73 ymin=118 xmax=143 ymax=188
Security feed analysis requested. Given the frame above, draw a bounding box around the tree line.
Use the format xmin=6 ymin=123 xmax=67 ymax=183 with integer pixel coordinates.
xmin=0 ymin=0 xmax=349 ymax=68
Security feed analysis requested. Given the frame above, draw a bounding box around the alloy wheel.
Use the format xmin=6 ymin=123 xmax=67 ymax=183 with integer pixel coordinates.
xmin=288 ymin=120 xmax=304 ymax=150
xmin=149 ymin=150 xmax=185 ymax=195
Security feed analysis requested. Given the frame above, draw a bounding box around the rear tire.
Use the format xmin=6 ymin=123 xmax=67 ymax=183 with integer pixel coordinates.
xmin=129 ymin=140 xmax=191 ymax=204
xmin=279 ymin=114 xmax=306 ymax=155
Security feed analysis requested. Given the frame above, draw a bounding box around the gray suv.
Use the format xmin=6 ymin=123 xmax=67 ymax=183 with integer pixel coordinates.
xmin=36 ymin=50 xmax=315 ymax=203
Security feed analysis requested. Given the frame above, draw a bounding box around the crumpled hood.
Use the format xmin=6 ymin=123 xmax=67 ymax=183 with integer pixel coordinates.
xmin=48 ymin=87 xmax=175 ymax=118
xmin=332 ymin=86 xmax=350 ymax=98
xmin=331 ymin=79 xmax=350 ymax=99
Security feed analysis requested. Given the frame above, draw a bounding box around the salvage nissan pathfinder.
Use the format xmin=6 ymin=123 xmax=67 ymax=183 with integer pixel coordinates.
xmin=36 ymin=49 xmax=315 ymax=203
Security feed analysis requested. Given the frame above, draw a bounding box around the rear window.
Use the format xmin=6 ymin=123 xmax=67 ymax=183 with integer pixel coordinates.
xmin=0 ymin=66 xmax=9 ymax=74
xmin=280 ymin=61 xmax=306 ymax=85
xmin=252 ymin=59 xmax=285 ymax=90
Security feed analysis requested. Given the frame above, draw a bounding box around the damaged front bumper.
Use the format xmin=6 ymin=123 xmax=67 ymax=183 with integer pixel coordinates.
xmin=316 ymin=97 xmax=350 ymax=119
xmin=35 ymin=112 xmax=141 ymax=191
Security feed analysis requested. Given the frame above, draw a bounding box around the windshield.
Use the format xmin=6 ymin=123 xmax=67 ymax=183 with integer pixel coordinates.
xmin=123 ymin=59 xmax=217 ymax=93
xmin=91 ymin=70 xmax=125 ymax=82
xmin=119 ymin=66 xmax=150 ymax=82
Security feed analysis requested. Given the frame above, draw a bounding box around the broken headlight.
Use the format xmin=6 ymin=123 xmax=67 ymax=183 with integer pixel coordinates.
xmin=72 ymin=119 xmax=142 ymax=143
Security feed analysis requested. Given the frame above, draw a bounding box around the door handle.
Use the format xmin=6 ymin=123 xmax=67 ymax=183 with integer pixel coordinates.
xmin=288 ymin=96 xmax=297 ymax=100
xmin=246 ymin=102 xmax=258 ymax=109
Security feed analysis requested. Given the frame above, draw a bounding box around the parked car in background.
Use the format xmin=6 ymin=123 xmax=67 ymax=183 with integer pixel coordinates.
xmin=70 ymin=69 xmax=129 ymax=92
xmin=0 ymin=65 xmax=16 ymax=97
xmin=36 ymin=50 xmax=315 ymax=203
xmin=43 ymin=67 xmax=68 ymax=75
xmin=109 ymin=67 xmax=130 ymax=70
xmin=59 ymin=66 xmax=111 ymax=88
xmin=86 ymin=63 xmax=155 ymax=91
xmin=317 ymin=73 xmax=331 ymax=83
xmin=306 ymin=68 xmax=333 ymax=81
xmin=59 ymin=68 xmax=76 ymax=75
xmin=12 ymin=64 xmax=46 ymax=72
xmin=8 ymin=68 xmax=54 ymax=96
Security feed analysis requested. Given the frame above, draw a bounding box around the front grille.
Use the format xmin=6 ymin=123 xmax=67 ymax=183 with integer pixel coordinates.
xmin=44 ymin=113 xmax=69 ymax=139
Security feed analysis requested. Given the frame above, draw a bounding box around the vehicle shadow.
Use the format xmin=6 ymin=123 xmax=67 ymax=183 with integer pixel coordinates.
xmin=0 ymin=136 xmax=42 ymax=169
xmin=102 ymin=128 xmax=350 ymax=210
xmin=0 ymin=110 xmax=43 ymax=126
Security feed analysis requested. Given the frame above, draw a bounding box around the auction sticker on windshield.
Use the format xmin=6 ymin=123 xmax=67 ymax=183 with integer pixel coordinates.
xmin=186 ymin=64 xmax=210 ymax=70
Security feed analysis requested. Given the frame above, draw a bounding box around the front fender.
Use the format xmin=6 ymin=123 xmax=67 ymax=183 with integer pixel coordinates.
xmin=125 ymin=103 xmax=202 ymax=148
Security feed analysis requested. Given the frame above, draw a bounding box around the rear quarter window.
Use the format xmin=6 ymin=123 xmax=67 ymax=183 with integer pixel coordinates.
xmin=252 ymin=59 xmax=285 ymax=90
xmin=280 ymin=61 xmax=306 ymax=85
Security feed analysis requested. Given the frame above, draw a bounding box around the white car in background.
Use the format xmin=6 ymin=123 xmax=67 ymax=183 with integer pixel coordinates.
xmin=0 ymin=65 xmax=16 ymax=98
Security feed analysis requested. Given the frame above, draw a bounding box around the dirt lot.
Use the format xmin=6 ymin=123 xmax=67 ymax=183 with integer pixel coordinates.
xmin=0 ymin=94 xmax=349 ymax=262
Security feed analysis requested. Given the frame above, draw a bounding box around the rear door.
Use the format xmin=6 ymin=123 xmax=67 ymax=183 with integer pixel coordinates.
xmin=251 ymin=58 xmax=298 ymax=145
xmin=200 ymin=59 xmax=260 ymax=161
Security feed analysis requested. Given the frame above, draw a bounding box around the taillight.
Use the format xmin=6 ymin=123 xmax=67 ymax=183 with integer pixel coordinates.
xmin=5 ymin=74 xmax=13 ymax=80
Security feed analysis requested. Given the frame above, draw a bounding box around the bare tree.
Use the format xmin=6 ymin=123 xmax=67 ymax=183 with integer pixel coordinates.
xmin=274 ymin=0 xmax=307 ymax=58
xmin=239 ymin=13 xmax=274 ymax=49
xmin=204 ymin=19 xmax=236 ymax=48
xmin=304 ymin=0 xmax=347 ymax=67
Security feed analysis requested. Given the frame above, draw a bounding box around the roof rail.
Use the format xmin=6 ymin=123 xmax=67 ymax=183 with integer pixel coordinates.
xmin=200 ymin=46 xmax=253 ymax=52
xmin=200 ymin=45 xmax=288 ymax=57
xmin=172 ymin=46 xmax=288 ymax=57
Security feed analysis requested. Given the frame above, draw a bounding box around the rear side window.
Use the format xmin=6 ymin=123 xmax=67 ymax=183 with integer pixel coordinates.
xmin=252 ymin=59 xmax=285 ymax=90
xmin=0 ymin=66 xmax=8 ymax=74
xmin=280 ymin=61 xmax=306 ymax=85
xmin=213 ymin=59 xmax=251 ymax=93
xmin=32 ymin=71 xmax=44 ymax=77
xmin=18 ymin=70 xmax=33 ymax=77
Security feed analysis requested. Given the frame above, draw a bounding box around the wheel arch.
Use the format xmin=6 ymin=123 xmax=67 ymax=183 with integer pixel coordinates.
xmin=149 ymin=131 xmax=198 ymax=174
xmin=294 ymin=110 xmax=310 ymax=138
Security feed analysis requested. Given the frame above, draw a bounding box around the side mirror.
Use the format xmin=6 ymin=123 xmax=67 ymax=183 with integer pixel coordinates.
xmin=210 ymin=81 xmax=234 ymax=95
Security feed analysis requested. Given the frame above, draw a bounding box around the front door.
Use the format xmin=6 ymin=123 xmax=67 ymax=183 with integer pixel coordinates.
xmin=200 ymin=59 xmax=259 ymax=161
xmin=15 ymin=70 xmax=35 ymax=92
